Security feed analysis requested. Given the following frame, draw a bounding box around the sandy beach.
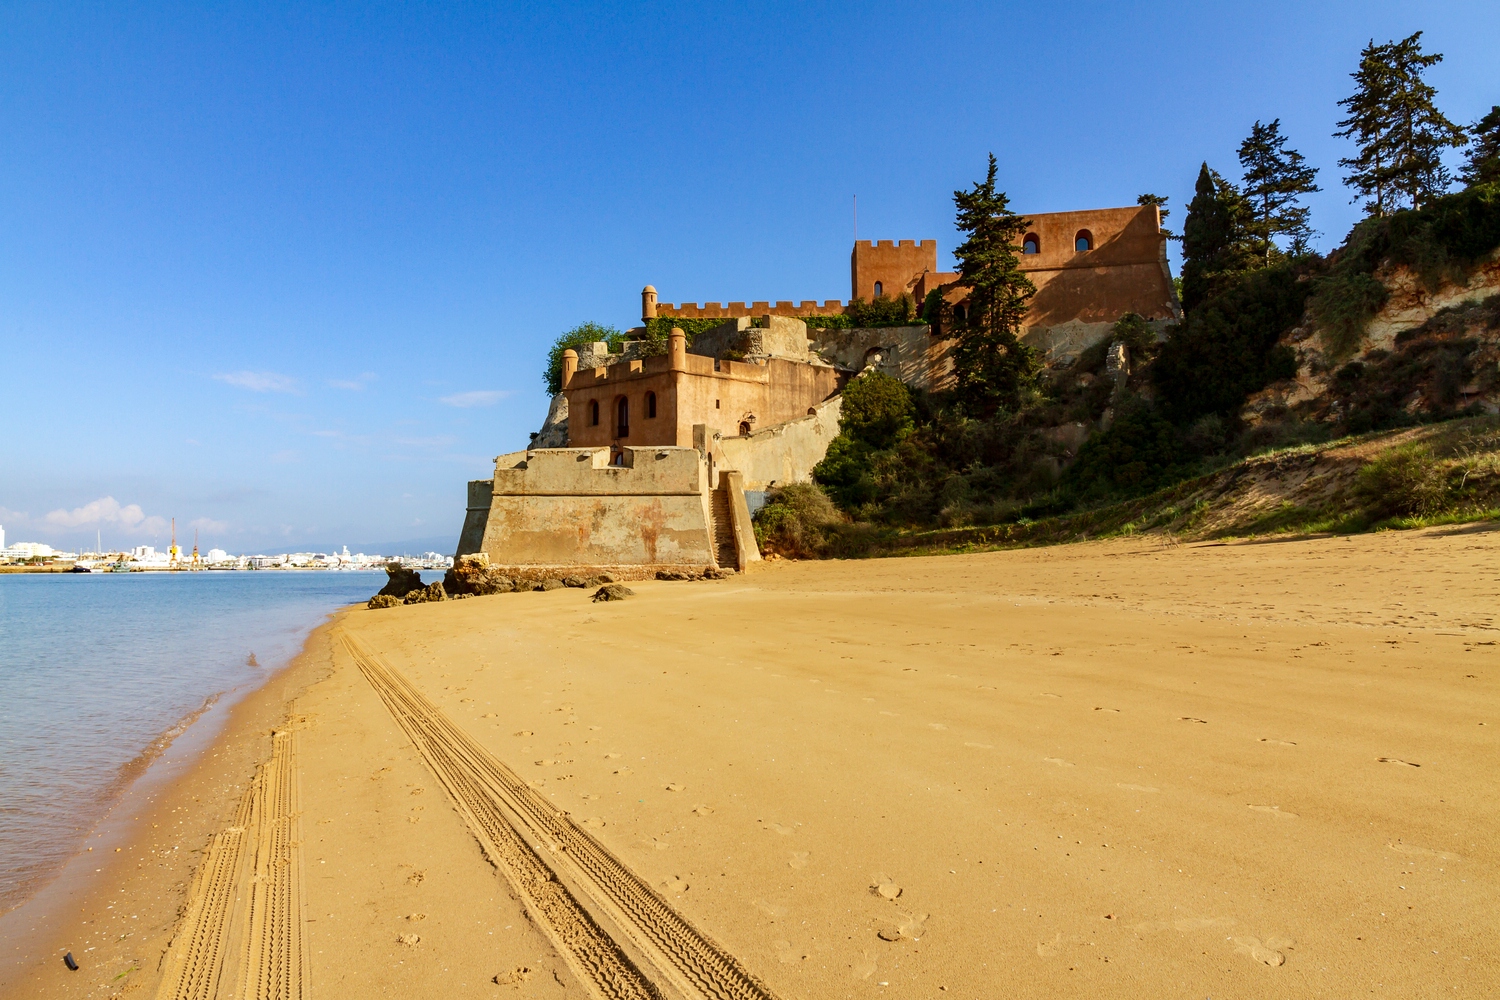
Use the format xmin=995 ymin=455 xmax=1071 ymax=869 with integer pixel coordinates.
xmin=5 ymin=527 xmax=1497 ymax=999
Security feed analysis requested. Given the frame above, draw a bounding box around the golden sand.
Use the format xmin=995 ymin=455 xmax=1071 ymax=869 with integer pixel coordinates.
xmin=5 ymin=527 xmax=1497 ymax=998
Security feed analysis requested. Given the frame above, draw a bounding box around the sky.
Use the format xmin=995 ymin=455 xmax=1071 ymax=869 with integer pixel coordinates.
xmin=1 ymin=1 xmax=1496 ymax=554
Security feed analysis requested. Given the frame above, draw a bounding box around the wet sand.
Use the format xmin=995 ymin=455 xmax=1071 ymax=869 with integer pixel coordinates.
xmin=5 ymin=528 xmax=1497 ymax=998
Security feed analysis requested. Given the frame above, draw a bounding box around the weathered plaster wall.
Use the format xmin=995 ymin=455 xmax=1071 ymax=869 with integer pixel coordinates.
xmin=851 ymin=240 xmax=937 ymax=301
xmin=688 ymin=316 xmax=812 ymax=362
xmin=808 ymin=325 xmax=956 ymax=391
xmin=466 ymin=446 xmax=722 ymax=573
xmin=564 ymin=353 xmax=841 ymax=448
xmin=714 ymin=395 xmax=843 ymax=491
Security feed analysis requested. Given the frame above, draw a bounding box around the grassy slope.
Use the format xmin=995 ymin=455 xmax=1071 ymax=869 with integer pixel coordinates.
xmin=821 ymin=415 xmax=1500 ymax=558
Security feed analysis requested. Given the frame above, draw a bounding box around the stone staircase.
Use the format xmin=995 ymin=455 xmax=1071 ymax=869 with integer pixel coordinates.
xmin=709 ymin=488 xmax=738 ymax=570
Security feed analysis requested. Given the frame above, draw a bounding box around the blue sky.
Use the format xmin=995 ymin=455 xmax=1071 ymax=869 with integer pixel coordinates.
xmin=2 ymin=1 xmax=1496 ymax=554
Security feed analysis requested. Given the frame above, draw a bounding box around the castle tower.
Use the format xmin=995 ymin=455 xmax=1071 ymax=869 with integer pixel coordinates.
xmin=642 ymin=285 xmax=658 ymax=324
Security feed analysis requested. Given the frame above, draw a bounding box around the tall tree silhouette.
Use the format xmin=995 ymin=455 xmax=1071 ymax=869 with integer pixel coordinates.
xmin=1461 ymin=106 xmax=1500 ymax=188
xmin=1335 ymin=33 xmax=1467 ymax=214
xmin=1239 ymin=119 xmax=1320 ymax=263
xmin=950 ymin=154 xmax=1039 ymax=412
xmin=1179 ymin=163 xmax=1254 ymax=313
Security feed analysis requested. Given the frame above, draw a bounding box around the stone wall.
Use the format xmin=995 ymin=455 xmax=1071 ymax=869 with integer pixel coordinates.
xmin=459 ymin=447 xmax=724 ymax=575
xmin=808 ymin=325 xmax=955 ymax=391
xmin=714 ymin=395 xmax=843 ymax=491
xmin=687 ymin=316 xmax=812 ymax=362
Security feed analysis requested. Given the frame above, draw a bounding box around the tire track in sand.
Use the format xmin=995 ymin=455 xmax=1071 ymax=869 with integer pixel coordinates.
xmin=155 ymin=730 xmax=304 ymax=1000
xmin=341 ymin=632 xmax=780 ymax=1000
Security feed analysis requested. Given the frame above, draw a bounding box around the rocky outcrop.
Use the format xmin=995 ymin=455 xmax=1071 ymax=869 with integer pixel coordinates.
xmin=1364 ymin=255 xmax=1500 ymax=352
xmin=367 ymin=594 xmax=401 ymax=610
xmin=377 ymin=564 xmax=424 ymax=598
xmin=591 ymin=584 xmax=635 ymax=602
xmin=444 ymin=555 xmax=517 ymax=595
xmin=402 ymin=581 xmax=446 ymax=604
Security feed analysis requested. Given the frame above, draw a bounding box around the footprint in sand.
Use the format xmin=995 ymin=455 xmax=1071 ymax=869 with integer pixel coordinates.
xmin=1040 ymin=693 xmax=1063 ymax=699
xmin=964 ymin=742 xmax=993 ymax=750
xmin=664 ymin=783 xmax=685 ymax=792
xmin=928 ymin=723 xmax=948 ymax=731
xmin=493 ymin=967 xmax=532 ymax=986
xmin=514 ymin=730 xmax=532 ymax=737
xmin=692 ymin=804 xmax=714 ymax=816
xmin=1378 ymin=757 xmax=1421 ymax=767
xmin=871 ymin=881 xmax=902 ymax=900
xmin=481 ymin=712 xmax=497 ymax=718
xmin=1036 ymin=932 xmax=1063 ymax=957
xmin=1233 ymin=935 xmax=1292 ymax=966
xmin=581 ymin=817 xmax=606 ymax=830
xmin=752 ymin=899 xmax=789 ymax=919
xmin=658 ymin=875 xmax=689 ymax=895
xmin=604 ymin=752 xmax=622 ymax=759
xmin=1259 ymin=738 xmax=1296 ymax=746
xmin=1180 ymin=717 xmax=1208 ymax=724
xmin=1116 ymin=783 xmax=1159 ymax=793
xmin=773 ymin=940 xmax=806 ymax=963
xmin=1043 ymin=757 xmax=1075 ymax=767
xmin=1248 ymin=805 xmax=1298 ymax=818
xmin=789 ymin=852 xmax=809 ymax=869
xmin=763 ymin=822 xmax=796 ymax=835
xmin=1094 ymin=707 xmax=1120 ymax=713
xmin=397 ymin=933 xmax=421 ymax=947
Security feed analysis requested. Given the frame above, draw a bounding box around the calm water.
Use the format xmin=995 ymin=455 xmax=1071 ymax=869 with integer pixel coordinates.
xmin=0 ymin=570 xmax=401 ymax=911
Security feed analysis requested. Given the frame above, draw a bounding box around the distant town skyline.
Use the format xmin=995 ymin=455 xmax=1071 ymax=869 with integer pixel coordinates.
xmin=2 ymin=1 xmax=1496 ymax=552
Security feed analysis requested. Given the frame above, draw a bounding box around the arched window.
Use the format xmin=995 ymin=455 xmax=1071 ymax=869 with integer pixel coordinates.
xmin=615 ymin=396 xmax=629 ymax=438
xmin=1075 ymin=229 xmax=1093 ymax=252
xmin=1023 ymin=233 xmax=1040 ymax=254
xmin=739 ymin=421 xmax=751 ymax=436
xmin=645 ymin=390 xmax=657 ymax=418
xmin=589 ymin=399 xmax=599 ymax=426
xmin=873 ymin=281 xmax=884 ymax=298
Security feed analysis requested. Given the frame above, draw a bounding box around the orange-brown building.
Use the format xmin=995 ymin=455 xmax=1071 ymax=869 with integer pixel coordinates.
xmin=652 ymin=205 xmax=1178 ymax=362
xmin=560 ymin=326 xmax=842 ymax=450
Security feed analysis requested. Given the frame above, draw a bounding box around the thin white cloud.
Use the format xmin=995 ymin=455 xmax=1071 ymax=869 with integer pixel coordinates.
xmin=439 ymin=389 xmax=510 ymax=408
xmin=188 ymin=516 xmax=229 ymax=535
xmin=215 ymin=370 xmax=300 ymax=393
xmin=328 ymin=371 xmax=377 ymax=391
xmin=43 ymin=496 xmax=170 ymax=535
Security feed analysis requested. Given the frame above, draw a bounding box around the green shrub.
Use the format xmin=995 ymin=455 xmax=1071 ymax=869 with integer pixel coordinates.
xmin=812 ymin=373 xmax=915 ymax=511
xmin=1153 ymin=265 xmax=1313 ymax=423
xmin=752 ymin=483 xmax=842 ymax=557
xmin=847 ymin=293 xmax=920 ymax=327
xmin=1353 ymin=447 xmax=1451 ymax=518
xmin=1310 ymin=271 xmax=1390 ymax=358
xmin=1063 ymin=399 xmax=1194 ymax=500
xmin=544 ymin=322 xmax=625 ymax=394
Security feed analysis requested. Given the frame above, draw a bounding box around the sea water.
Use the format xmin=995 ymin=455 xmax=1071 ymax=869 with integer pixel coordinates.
xmin=0 ymin=570 xmax=412 ymax=912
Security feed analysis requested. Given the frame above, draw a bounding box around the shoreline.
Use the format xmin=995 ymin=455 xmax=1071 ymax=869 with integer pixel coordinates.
xmin=0 ymin=607 xmax=351 ymax=997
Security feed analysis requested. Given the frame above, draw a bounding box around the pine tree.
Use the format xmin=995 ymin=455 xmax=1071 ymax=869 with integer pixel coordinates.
xmin=1179 ymin=163 xmax=1255 ymax=313
xmin=1335 ymin=33 xmax=1468 ymax=214
xmin=1461 ymin=105 xmax=1500 ymax=188
xmin=950 ymin=154 xmax=1040 ymax=412
xmin=1238 ymin=119 xmax=1320 ymax=264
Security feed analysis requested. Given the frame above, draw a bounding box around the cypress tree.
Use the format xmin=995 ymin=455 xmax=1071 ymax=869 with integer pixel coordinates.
xmin=1461 ymin=106 xmax=1500 ymax=188
xmin=1179 ymin=163 xmax=1254 ymax=312
xmin=1238 ymin=119 xmax=1320 ymax=264
xmin=949 ymin=153 xmax=1040 ymax=413
xmin=1336 ymin=33 xmax=1468 ymax=214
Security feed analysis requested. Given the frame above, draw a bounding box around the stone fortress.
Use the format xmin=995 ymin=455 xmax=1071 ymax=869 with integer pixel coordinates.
xmin=455 ymin=204 xmax=1178 ymax=577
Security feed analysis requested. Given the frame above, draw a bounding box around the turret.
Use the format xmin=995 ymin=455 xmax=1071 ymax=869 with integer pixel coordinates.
xmin=561 ymin=349 xmax=579 ymax=388
xmin=669 ymin=327 xmax=686 ymax=371
xmin=642 ymin=285 xmax=658 ymax=323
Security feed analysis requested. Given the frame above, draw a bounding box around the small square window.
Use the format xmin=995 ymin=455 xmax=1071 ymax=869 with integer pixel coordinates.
xmin=715 ymin=399 xmax=720 ymax=408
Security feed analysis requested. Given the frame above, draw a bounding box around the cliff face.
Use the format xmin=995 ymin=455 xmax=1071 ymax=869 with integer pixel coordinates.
xmin=1243 ymin=253 xmax=1500 ymax=434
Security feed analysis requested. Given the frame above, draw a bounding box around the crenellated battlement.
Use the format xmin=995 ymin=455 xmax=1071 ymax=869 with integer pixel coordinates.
xmin=655 ymin=299 xmax=848 ymax=319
